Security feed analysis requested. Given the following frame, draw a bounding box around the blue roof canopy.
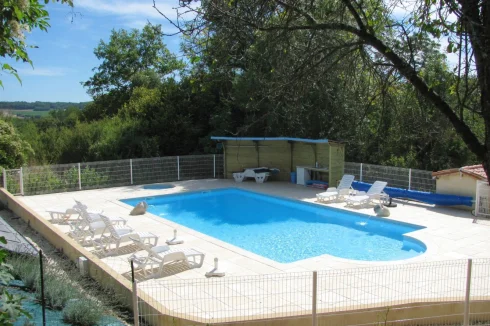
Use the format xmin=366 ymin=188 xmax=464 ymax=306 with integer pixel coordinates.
xmin=210 ymin=136 xmax=329 ymax=144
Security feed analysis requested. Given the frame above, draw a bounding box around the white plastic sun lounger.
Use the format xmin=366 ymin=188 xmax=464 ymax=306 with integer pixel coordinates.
xmin=129 ymin=240 xmax=205 ymax=278
xmin=73 ymin=200 xmax=127 ymax=225
xmin=233 ymin=167 xmax=280 ymax=183
xmin=46 ymin=206 xmax=81 ymax=223
xmin=93 ymin=215 xmax=158 ymax=254
xmin=68 ymin=219 xmax=132 ymax=245
xmin=345 ymin=181 xmax=388 ymax=207
xmin=316 ymin=175 xmax=355 ymax=202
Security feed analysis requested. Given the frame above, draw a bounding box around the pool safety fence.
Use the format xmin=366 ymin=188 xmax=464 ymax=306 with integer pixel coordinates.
xmin=130 ymin=258 xmax=490 ymax=326
xmin=1 ymin=154 xmax=224 ymax=195
xmin=344 ymin=162 xmax=436 ymax=193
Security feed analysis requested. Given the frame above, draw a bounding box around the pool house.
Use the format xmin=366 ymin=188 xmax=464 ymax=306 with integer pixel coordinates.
xmin=211 ymin=136 xmax=346 ymax=187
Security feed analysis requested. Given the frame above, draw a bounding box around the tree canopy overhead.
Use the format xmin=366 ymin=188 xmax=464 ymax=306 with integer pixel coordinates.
xmin=158 ymin=0 xmax=490 ymax=179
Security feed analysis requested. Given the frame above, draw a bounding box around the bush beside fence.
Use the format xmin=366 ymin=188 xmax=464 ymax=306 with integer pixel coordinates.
xmin=1 ymin=155 xmax=224 ymax=196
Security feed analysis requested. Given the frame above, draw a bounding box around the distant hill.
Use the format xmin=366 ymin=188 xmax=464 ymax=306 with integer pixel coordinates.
xmin=0 ymin=101 xmax=91 ymax=112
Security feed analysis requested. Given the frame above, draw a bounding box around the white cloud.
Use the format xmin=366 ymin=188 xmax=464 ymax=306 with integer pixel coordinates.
xmin=74 ymin=0 xmax=175 ymax=19
xmin=16 ymin=67 xmax=75 ymax=77
xmin=391 ymin=0 xmax=417 ymax=20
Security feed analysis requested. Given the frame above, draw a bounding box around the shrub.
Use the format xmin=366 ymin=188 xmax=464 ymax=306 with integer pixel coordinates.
xmin=7 ymin=254 xmax=38 ymax=290
xmin=8 ymin=254 xmax=79 ymax=310
xmin=38 ymin=272 xmax=79 ymax=310
xmin=62 ymin=298 xmax=103 ymax=326
xmin=23 ymin=166 xmax=64 ymax=195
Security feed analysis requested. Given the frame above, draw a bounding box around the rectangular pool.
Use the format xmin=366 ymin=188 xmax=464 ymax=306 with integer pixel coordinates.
xmin=121 ymin=188 xmax=426 ymax=263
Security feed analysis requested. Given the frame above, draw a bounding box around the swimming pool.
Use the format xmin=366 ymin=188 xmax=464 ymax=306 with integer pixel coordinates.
xmin=121 ymin=188 xmax=426 ymax=263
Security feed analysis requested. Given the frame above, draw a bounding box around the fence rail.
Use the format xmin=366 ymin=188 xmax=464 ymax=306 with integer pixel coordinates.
xmin=133 ymin=258 xmax=490 ymax=326
xmin=2 ymin=159 xmax=437 ymax=195
xmin=344 ymin=162 xmax=436 ymax=192
xmin=1 ymin=154 xmax=224 ymax=196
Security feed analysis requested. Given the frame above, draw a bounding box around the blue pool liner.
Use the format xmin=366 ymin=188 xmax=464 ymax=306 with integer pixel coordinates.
xmin=352 ymin=181 xmax=473 ymax=206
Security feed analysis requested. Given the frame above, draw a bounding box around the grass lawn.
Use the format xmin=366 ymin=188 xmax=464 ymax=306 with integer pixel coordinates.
xmin=10 ymin=110 xmax=51 ymax=118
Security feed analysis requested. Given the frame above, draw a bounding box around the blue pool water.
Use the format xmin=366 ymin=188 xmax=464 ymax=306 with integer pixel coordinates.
xmin=142 ymin=184 xmax=174 ymax=190
xmin=121 ymin=188 xmax=426 ymax=263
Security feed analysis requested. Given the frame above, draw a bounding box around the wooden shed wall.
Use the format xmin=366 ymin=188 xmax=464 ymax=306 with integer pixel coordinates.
xmin=258 ymin=141 xmax=291 ymax=181
xmin=328 ymin=142 xmax=345 ymax=187
xmin=316 ymin=143 xmax=330 ymax=167
xmin=224 ymin=140 xmax=257 ymax=178
xmin=292 ymin=143 xmax=316 ymax=168
xmin=224 ymin=140 xmax=291 ymax=181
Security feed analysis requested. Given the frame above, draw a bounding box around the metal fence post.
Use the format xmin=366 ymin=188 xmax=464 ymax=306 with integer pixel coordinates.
xmin=177 ymin=156 xmax=180 ymax=181
xmin=2 ymin=168 xmax=6 ymax=189
xmin=360 ymin=163 xmax=363 ymax=182
xmin=131 ymin=260 xmax=140 ymax=326
xmin=312 ymin=271 xmax=318 ymax=326
xmin=213 ymin=154 xmax=216 ymax=178
xmin=130 ymin=159 xmax=133 ymax=185
xmin=408 ymin=168 xmax=412 ymax=190
xmin=78 ymin=163 xmax=82 ymax=190
xmin=464 ymin=258 xmax=473 ymax=326
xmin=39 ymin=250 xmax=46 ymax=326
xmin=19 ymin=167 xmax=24 ymax=196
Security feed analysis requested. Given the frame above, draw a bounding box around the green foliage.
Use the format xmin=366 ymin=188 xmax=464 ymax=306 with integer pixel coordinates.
xmin=40 ymin=271 xmax=79 ymax=310
xmin=6 ymin=254 xmax=38 ymax=289
xmin=65 ymin=166 xmax=109 ymax=189
xmin=0 ymin=119 xmax=33 ymax=169
xmin=0 ymin=238 xmax=31 ymax=325
xmin=1 ymin=6 xmax=483 ymax=174
xmin=82 ymin=23 xmax=184 ymax=118
xmin=7 ymin=253 xmax=105 ymax=325
xmin=0 ymin=101 xmax=89 ymax=111
xmin=0 ymin=290 xmax=31 ymax=326
xmin=62 ymin=298 xmax=104 ymax=326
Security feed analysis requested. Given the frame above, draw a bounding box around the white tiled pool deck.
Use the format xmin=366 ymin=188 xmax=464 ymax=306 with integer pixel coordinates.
xmin=17 ymin=180 xmax=490 ymax=322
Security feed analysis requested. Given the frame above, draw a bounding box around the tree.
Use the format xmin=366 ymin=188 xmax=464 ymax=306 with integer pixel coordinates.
xmin=82 ymin=23 xmax=184 ymax=118
xmin=160 ymin=0 xmax=490 ymax=179
xmin=0 ymin=0 xmax=72 ymax=87
xmin=0 ymin=119 xmax=33 ymax=169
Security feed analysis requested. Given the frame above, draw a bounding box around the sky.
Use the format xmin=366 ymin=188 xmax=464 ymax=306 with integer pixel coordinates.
xmin=0 ymin=0 xmax=181 ymax=103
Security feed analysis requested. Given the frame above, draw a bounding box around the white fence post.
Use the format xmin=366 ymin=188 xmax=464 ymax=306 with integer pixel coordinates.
xmin=360 ymin=163 xmax=363 ymax=182
xmin=213 ymin=154 xmax=216 ymax=178
xmin=78 ymin=163 xmax=82 ymax=190
xmin=2 ymin=168 xmax=6 ymax=189
xmin=408 ymin=168 xmax=412 ymax=190
xmin=463 ymin=258 xmax=473 ymax=326
xmin=312 ymin=271 xmax=318 ymax=326
xmin=130 ymin=159 xmax=133 ymax=185
xmin=177 ymin=156 xmax=180 ymax=181
xmin=130 ymin=261 xmax=140 ymax=326
xmin=19 ymin=167 xmax=24 ymax=196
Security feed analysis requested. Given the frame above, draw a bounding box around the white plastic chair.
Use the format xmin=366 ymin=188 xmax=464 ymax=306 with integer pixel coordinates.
xmin=74 ymin=200 xmax=126 ymax=225
xmin=316 ymin=175 xmax=355 ymax=202
xmin=129 ymin=243 xmax=205 ymax=278
xmin=46 ymin=206 xmax=81 ymax=223
xmin=345 ymin=181 xmax=388 ymax=207
xmin=94 ymin=215 xmax=158 ymax=254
